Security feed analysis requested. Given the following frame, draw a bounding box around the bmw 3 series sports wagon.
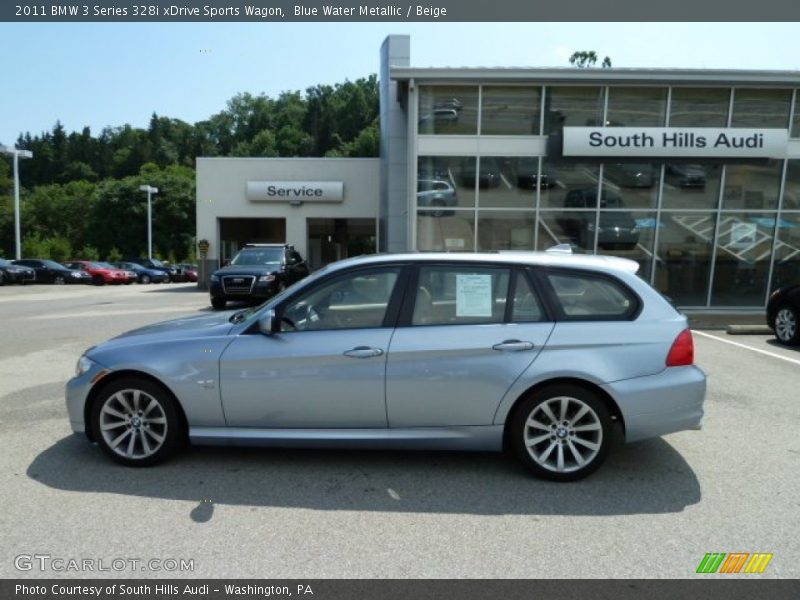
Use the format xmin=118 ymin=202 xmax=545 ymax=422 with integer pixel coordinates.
xmin=66 ymin=251 xmax=706 ymax=481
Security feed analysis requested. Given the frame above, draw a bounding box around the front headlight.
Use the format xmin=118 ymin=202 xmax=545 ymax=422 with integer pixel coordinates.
xmin=210 ymin=274 xmax=220 ymax=282
xmin=70 ymin=271 xmax=81 ymax=277
xmin=75 ymin=355 xmax=95 ymax=377
xmin=258 ymin=274 xmax=276 ymax=282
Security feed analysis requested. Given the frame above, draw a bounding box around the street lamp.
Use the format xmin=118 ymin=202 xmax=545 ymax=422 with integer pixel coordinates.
xmin=0 ymin=145 xmax=34 ymax=260
xmin=139 ymin=184 xmax=159 ymax=260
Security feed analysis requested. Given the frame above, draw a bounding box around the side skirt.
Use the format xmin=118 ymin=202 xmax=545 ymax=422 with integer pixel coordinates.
xmin=189 ymin=425 xmax=505 ymax=451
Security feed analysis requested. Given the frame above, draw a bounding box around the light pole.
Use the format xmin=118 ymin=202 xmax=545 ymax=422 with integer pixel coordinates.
xmin=139 ymin=184 xmax=159 ymax=259
xmin=0 ymin=145 xmax=34 ymax=260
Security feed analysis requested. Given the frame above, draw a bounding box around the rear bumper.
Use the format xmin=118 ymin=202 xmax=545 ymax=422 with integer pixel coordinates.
xmin=602 ymin=365 xmax=706 ymax=443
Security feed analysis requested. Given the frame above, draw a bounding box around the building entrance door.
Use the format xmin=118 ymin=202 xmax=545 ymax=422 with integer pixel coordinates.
xmin=307 ymin=218 xmax=377 ymax=270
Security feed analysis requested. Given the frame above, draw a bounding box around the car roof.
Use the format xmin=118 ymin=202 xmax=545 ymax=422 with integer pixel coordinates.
xmin=325 ymin=251 xmax=640 ymax=275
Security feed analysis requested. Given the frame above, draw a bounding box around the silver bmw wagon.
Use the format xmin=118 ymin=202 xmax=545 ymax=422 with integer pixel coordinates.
xmin=66 ymin=251 xmax=706 ymax=481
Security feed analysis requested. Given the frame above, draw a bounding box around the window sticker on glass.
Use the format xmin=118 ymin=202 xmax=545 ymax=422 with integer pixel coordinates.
xmin=456 ymin=274 xmax=493 ymax=317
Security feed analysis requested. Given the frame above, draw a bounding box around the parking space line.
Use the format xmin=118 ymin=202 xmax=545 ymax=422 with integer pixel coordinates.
xmin=693 ymin=330 xmax=800 ymax=367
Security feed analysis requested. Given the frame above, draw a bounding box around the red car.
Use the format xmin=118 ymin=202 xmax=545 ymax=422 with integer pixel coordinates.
xmin=64 ymin=261 xmax=136 ymax=285
xmin=176 ymin=263 xmax=198 ymax=282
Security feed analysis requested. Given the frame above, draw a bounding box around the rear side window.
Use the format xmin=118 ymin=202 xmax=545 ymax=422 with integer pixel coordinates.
xmin=546 ymin=271 xmax=638 ymax=319
xmin=412 ymin=266 xmax=510 ymax=326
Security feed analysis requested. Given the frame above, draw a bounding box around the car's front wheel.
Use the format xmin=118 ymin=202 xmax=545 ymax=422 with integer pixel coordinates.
xmin=140 ymin=274 xmax=151 ymax=284
xmin=509 ymin=384 xmax=612 ymax=481
xmin=90 ymin=377 xmax=184 ymax=467
xmin=774 ymin=305 xmax=799 ymax=345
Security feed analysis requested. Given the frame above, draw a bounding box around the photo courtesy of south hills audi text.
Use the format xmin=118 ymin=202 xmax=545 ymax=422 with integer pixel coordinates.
xmin=14 ymin=584 xmax=315 ymax=597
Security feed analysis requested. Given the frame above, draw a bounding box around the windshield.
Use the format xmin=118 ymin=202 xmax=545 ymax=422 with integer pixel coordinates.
xmin=93 ymin=262 xmax=114 ymax=269
xmin=0 ymin=259 xmax=10 ymax=266
xmin=42 ymin=260 xmax=65 ymax=269
xmin=231 ymin=248 xmax=283 ymax=266
xmin=149 ymin=259 xmax=165 ymax=267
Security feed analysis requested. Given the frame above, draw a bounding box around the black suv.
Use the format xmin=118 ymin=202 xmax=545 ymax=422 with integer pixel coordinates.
xmin=210 ymin=244 xmax=309 ymax=310
xmin=121 ymin=257 xmax=178 ymax=282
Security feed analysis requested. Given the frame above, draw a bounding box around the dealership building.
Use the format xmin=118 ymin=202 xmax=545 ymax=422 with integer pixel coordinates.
xmin=196 ymin=35 xmax=800 ymax=309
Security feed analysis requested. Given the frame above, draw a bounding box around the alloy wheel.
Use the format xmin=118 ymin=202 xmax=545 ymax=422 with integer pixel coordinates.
xmin=54 ymin=276 xmax=65 ymax=285
xmin=775 ymin=308 xmax=797 ymax=343
xmin=523 ymin=396 xmax=603 ymax=474
xmin=99 ymin=389 xmax=168 ymax=460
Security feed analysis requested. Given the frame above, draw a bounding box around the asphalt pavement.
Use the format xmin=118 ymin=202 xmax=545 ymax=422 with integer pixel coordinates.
xmin=0 ymin=282 xmax=798 ymax=578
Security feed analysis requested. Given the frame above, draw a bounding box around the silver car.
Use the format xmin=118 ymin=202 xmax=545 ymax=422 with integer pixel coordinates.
xmin=66 ymin=251 xmax=705 ymax=481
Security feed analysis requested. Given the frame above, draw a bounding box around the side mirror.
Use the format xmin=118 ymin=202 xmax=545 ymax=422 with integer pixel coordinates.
xmin=257 ymin=309 xmax=279 ymax=336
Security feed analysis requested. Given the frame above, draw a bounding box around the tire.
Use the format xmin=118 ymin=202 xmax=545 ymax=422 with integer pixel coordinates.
xmin=54 ymin=276 xmax=66 ymax=285
xmin=93 ymin=275 xmax=104 ymax=286
xmin=140 ymin=274 xmax=151 ymax=284
xmin=430 ymin=199 xmax=446 ymax=218
xmin=211 ymin=297 xmax=226 ymax=310
xmin=90 ymin=377 xmax=184 ymax=467
xmin=509 ymin=384 xmax=612 ymax=482
xmin=774 ymin=305 xmax=799 ymax=346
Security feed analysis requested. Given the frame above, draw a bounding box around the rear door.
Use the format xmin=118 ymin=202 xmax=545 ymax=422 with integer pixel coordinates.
xmin=385 ymin=263 xmax=555 ymax=427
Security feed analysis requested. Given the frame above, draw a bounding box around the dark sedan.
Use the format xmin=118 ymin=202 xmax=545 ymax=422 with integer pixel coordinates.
xmin=14 ymin=259 xmax=92 ymax=284
xmin=767 ymin=284 xmax=800 ymax=345
xmin=0 ymin=258 xmax=36 ymax=285
xmin=113 ymin=262 xmax=170 ymax=284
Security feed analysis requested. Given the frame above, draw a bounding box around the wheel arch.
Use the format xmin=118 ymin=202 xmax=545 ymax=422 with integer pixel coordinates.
xmin=501 ymin=377 xmax=625 ymax=449
xmin=84 ymin=370 xmax=189 ymax=443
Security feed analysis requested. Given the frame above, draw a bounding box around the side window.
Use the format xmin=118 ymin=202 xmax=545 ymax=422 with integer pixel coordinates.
xmin=412 ymin=266 xmax=510 ymax=326
xmin=546 ymin=271 xmax=637 ymax=319
xmin=280 ymin=268 xmax=400 ymax=332
xmin=511 ymin=272 xmax=545 ymax=323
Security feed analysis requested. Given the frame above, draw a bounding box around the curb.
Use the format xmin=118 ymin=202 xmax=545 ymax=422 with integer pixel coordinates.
xmin=726 ymin=324 xmax=772 ymax=335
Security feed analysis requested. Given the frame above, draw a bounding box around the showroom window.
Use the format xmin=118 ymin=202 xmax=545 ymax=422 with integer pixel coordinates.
xmin=418 ymin=86 xmax=479 ymax=135
xmin=543 ymin=87 xmax=604 ymax=133
xmin=477 ymin=156 xmax=538 ymax=209
xmin=539 ymin=160 xmax=599 ymax=209
xmin=770 ymin=213 xmax=800 ymax=291
xmin=601 ymin=163 xmax=659 ymax=209
xmin=661 ymin=163 xmax=723 ymax=210
xmin=792 ymin=91 xmax=800 ymax=137
xmin=417 ymin=211 xmax=475 ymax=252
xmin=782 ymin=159 xmax=800 ymax=210
xmin=721 ymin=161 xmax=782 ymax=211
xmin=730 ymin=89 xmax=792 ymax=128
xmin=669 ymin=88 xmax=730 ymax=127
xmin=417 ymin=156 xmax=476 ymax=208
xmin=480 ymin=86 xmax=541 ymax=135
xmin=478 ymin=211 xmax=536 ymax=251
xmin=606 ymin=87 xmax=667 ymax=127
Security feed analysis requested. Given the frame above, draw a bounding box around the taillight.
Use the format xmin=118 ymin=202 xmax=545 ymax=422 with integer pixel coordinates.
xmin=666 ymin=329 xmax=694 ymax=367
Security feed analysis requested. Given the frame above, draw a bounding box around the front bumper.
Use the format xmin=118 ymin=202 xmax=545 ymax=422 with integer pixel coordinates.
xmin=602 ymin=365 xmax=706 ymax=443
xmin=65 ymin=362 xmax=110 ymax=435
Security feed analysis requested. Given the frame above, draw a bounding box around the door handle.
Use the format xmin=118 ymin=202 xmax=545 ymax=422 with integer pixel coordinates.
xmin=343 ymin=346 xmax=384 ymax=358
xmin=492 ymin=339 xmax=535 ymax=352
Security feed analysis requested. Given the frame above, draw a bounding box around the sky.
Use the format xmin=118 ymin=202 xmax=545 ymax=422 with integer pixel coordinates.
xmin=1 ymin=22 xmax=799 ymax=145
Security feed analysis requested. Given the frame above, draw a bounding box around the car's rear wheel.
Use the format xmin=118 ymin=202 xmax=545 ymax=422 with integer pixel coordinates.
xmin=90 ymin=377 xmax=183 ymax=467
xmin=54 ymin=275 xmax=66 ymax=285
xmin=509 ymin=384 xmax=612 ymax=481
xmin=774 ymin=305 xmax=799 ymax=345
xmin=211 ymin=297 xmax=226 ymax=310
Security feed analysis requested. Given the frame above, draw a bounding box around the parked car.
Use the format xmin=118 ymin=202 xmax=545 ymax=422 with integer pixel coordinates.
xmin=559 ymin=188 xmax=640 ymax=250
xmin=416 ymin=179 xmax=458 ymax=215
xmin=604 ymin=163 xmax=656 ymax=188
xmin=64 ymin=260 xmax=134 ymax=285
xmin=121 ymin=257 xmax=178 ymax=282
xmin=175 ymin=263 xmax=198 ymax=283
xmin=209 ymin=244 xmax=309 ymax=310
xmin=112 ymin=262 xmax=170 ymax=284
xmin=515 ymin=157 xmax=552 ymax=190
xmin=13 ymin=259 xmax=92 ymax=284
xmin=0 ymin=258 xmax=35 ymax=285
xmin=665 ymin=164 xmax=707 ymax=188
xmin=767 ymin=284 xmax=800 ymax=345
xmin=66 ymin=250 xmax=706 ymax=481
xmin=460 ymin=157 xmax=502 ymax=188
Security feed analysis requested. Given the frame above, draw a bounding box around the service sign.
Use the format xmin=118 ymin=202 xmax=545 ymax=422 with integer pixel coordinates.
xmin=247 ymin=181 xmax=344 ymax=202
xmin=562 ymin=127 xmax=789 ymax=159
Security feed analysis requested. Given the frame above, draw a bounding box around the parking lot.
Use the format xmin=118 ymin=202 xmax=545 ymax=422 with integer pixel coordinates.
xmin=0 ymin=282 xmax=798 ymax=579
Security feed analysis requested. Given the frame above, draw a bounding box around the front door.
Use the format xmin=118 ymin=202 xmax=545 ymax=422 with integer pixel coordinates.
xmin=219 ymin=266 xmax=404 ymax=428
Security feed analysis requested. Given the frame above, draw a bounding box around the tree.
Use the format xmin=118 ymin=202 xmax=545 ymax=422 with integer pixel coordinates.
xmin=569 ymin=51 xmax=612 ymax=68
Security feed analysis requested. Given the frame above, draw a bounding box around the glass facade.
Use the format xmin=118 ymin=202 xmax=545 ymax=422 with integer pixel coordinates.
xmin=414 ymin=83 xmax=800 ymax=308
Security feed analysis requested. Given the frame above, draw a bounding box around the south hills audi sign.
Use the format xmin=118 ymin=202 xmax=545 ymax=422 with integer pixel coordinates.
xmin=246 ymin=181 xmax=344 ymax=203
xmin=562 ymin=127 xmax=789 ymax=158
